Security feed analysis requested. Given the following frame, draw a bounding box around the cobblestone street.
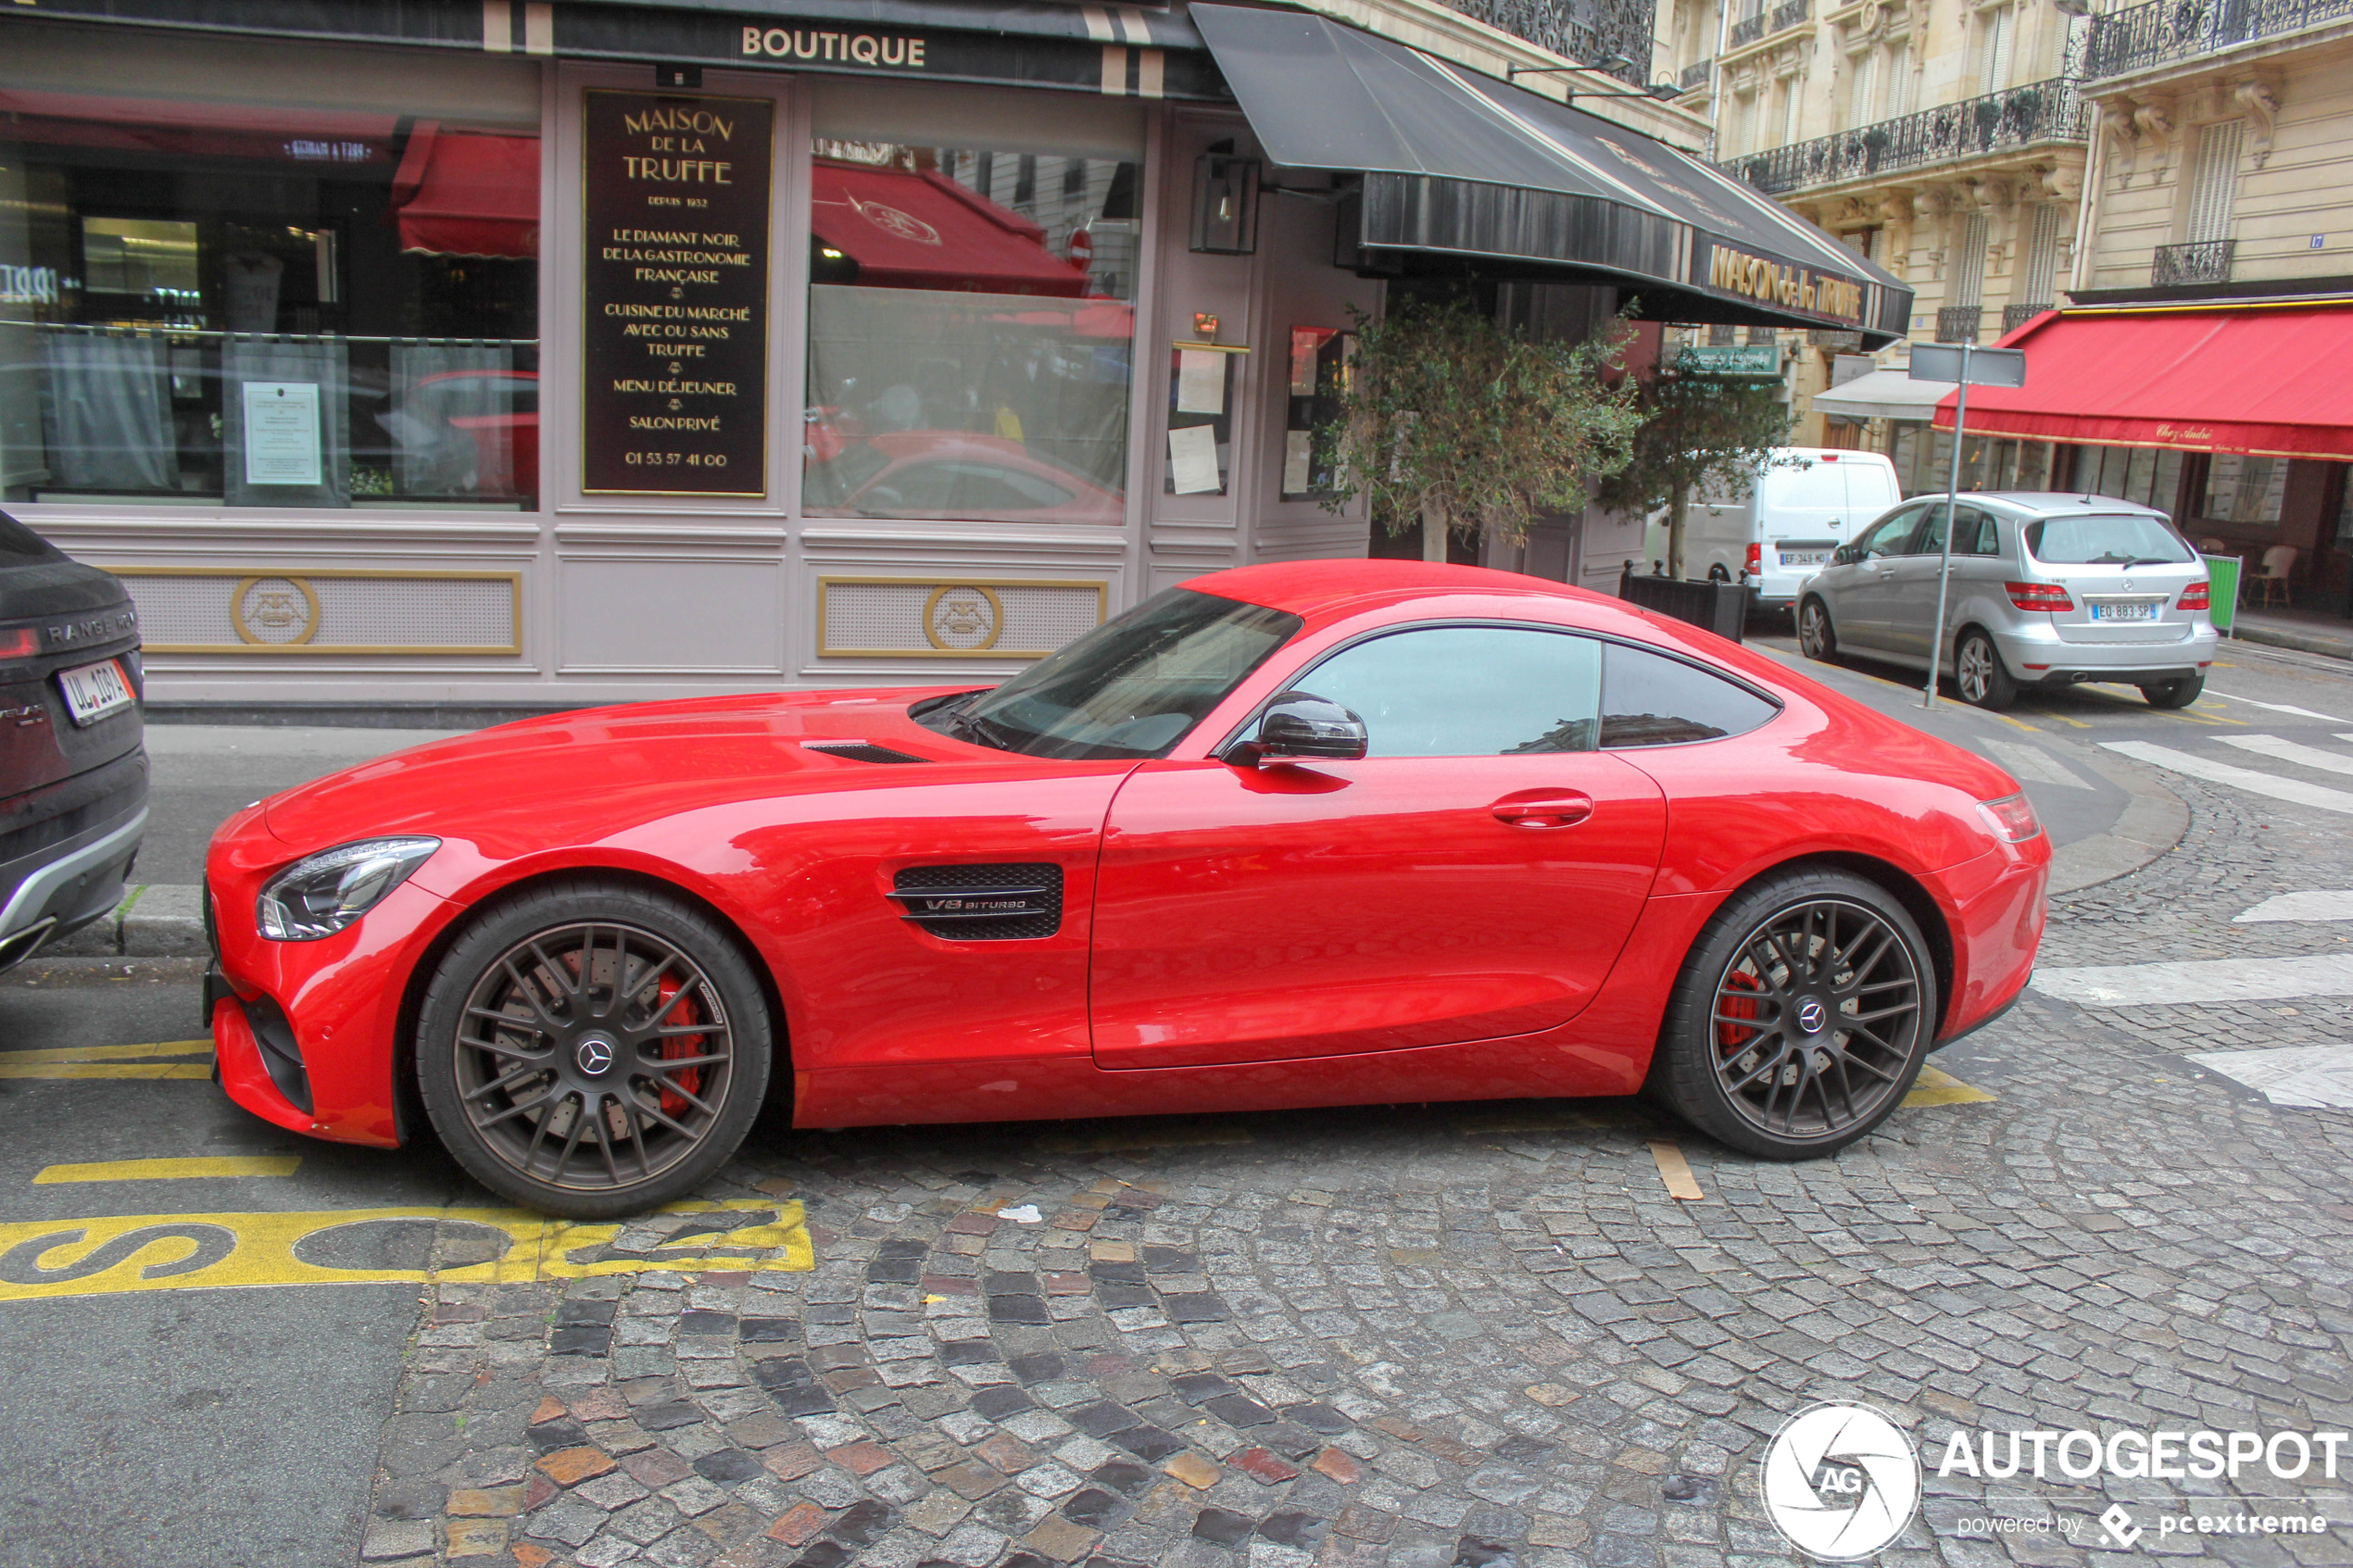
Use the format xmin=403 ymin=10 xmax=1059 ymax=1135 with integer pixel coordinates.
xmin=352 ymin=759 xmax=2353 ymax=1568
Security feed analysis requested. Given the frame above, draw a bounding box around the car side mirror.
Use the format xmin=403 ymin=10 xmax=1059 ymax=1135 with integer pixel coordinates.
xmin=1831 ymin=545 xmax=1856 ymax=565
xmin=1224 ymin=691 xmax=1367 ymax=768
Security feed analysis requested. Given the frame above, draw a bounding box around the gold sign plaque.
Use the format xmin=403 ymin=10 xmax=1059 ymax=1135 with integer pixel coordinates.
xmin=234 ymin=576 xmax=322 ymax=646
xmin=818 ymin=577 xmax=1107 ymax=659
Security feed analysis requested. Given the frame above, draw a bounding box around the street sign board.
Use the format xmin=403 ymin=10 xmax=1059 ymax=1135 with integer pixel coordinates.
xmin=1908 ymin=343 xmax=2027 ymax=387
xmin=1676 ymin=344 xmax=1781 ymax=377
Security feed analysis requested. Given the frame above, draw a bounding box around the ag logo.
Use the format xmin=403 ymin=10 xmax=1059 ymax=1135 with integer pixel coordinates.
xmin=1760 ymin=1402 xmax=1920 ymax=1560
xmin=923 ymin=584 xmax=1003 ymax=651
xmin=233 ymin=575 xmax=321 ymax=646
xmin=854 ymin=198 xmax=941 ymax=246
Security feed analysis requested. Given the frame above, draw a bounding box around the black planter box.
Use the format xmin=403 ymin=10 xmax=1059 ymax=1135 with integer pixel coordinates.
xmin=1616 ymin=567 xmax=1746 ymax=643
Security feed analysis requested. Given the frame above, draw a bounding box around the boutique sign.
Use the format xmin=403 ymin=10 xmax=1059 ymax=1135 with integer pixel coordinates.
xmin=739 ymin=26 xmax=929 ymax=68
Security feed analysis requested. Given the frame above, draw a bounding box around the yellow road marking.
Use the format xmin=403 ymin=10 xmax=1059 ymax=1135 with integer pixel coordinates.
xmin=1904 ymin=1064 xmax=1995 ymax=1107
xmin=34 ymin=1157 xmax=301 ymax=1185
xmin=2041 ymin=711 xmax=2093 ymax=729
xmin=1986 ymin=710 xmax=2044 ymax=734
xmin=0 ymin=1198 xmax=811 ymax=1303
xmin=0 ymin=1063 xmax=211 ymax=1081
xmin=1036 ymin=1121 xmax=1253 ymax=1154
xmin=0 ymin=1040 xmax=212 ymax=1064
xmin=1647 ymin=1139 xmax=1705 ymax=1201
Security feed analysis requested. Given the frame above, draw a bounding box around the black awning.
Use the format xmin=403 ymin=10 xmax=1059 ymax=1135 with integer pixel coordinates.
xmin=1189 ymin=4 xmax=1911 ymax=345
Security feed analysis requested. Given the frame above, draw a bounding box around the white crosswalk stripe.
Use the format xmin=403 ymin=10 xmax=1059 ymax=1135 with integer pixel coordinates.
xmin=2237 ymin=889 xmax=2353 ymax=923
xmin=2034 ymin=952 xmax=2353 ymax=1006
xmin=2218 ymin=734 xmax=2353 ymax=776
xmin=2100 ymin=739 xmax=2353 ymax=814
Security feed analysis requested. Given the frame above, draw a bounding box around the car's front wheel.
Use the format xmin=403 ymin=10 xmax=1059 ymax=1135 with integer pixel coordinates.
xmin=2141 ymin=673 xmax=2204 ymax=709
xmin=1953 ymin=629 xmax=2018 ymax=710
xmin=1797 ymin=597 xmax=1838 ymax=662
xmin=1649 ymin=869 xmax=1938 ymax=1160
xmin=416 ymin=879 xmax=773 ymax=1218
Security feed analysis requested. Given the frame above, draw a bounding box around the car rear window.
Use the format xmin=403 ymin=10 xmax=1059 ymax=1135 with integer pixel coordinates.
xmin=1600 ymin=643 xmax=1780 ymax=748
xmin=0 ymin=510 xmax=57 ymax=565
xmin=2024 ymin=513 xmax=2195 ymax=565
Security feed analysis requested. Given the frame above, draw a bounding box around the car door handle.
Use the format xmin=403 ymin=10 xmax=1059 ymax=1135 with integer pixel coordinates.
xmin=1491 ymin=792 xmax=1593 ymax=828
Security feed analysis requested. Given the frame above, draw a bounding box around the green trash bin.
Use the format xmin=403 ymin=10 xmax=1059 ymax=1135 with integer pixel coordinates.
xmin=2200 ymin=553 xmax=2242 ymax=635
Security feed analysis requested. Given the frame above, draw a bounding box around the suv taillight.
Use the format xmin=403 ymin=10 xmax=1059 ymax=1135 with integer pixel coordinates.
xmin=2005 ymin=582 xmax=2074 ymax=612
xmin=0 ymin=627 xmax=35 ymax=662
xmin=1745 ymin=543 xmax=1762 ymax=575
xmin=1977 ymin=794 xmax=2043 ymax=843
xmin=2179 ymin=581 xmax=2210 ymax=610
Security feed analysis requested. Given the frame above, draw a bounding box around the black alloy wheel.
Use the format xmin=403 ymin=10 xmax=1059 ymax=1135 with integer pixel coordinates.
xmin=1651 ymin=870 xmax=1937 ymax=1159
xmin=417 ymin=881 xmax=771 ymax=1217
xmin=1797 ymin=598 xmax=1838 ymax=662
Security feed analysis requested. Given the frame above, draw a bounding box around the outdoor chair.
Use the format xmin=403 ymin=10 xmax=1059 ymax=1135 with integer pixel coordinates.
xmin=2252 ymin=545 xmax=2298 ymax=608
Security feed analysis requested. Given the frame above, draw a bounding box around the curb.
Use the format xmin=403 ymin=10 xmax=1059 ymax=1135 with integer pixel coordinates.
xmin=49 ymin=884 xmax=207 ymax=960
xmin=2231 ymin=623 xmax=2353 ymax=662
xmin=2044 ymin=746 xmax=2190 ymax=896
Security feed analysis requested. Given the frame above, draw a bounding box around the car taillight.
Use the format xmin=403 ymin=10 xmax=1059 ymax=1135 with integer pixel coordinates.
xmin=1976 ymin=794 xmax=2043 ymax=843
xmin=2179 ymin=581 xmax=2210 ymax=610
xmin=0 ymin=627 xmax=36 ymax=663
xmin=1745 ymin=543 xmax=1761 ymax=575
xmin=2004 ymin=582 xmax=2074 ymax=612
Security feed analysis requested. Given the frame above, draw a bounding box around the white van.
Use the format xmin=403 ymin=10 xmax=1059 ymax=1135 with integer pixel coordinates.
xmin=1642 ymin=448 xmax=1903 ymax=615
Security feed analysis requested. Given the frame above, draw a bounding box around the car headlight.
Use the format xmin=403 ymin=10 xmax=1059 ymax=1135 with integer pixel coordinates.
xmin=257 ymin=837 xmax=440 ymax=941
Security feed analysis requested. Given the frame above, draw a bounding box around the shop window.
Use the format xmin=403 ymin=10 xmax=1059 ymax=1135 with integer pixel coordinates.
xmin=2204 ymin=453 xmax=2285 ymax=527
xmin=0 ymin=31 xmax=542 ymax=508
xmin=802 ymin=83 xmax=1143 ymax=525
xmin=2073 ymin=444 xmax=2183 ymax=515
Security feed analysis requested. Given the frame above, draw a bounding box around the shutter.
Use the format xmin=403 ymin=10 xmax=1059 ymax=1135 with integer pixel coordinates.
xmin=2187 ymin=119 xmax=2246 ymax=245
xmin=2021 ymin=204 xmax=2062 ymax=304
xmin=1978 ymin=6 xmax=2014 ymax=94
xmin=1849 ymin=49 xmax=1878 ymax=124
xmin=1950 ymin=214 xmax=1989 ymax=308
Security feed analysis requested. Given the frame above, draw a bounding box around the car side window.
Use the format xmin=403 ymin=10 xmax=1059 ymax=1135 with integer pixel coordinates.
xmin=1293 ymin=626 xmax=1603 ymax=757
xmin=1599 ymin=644 xmax=1780 ymax=748
xmin=1962 ymin=508 xmax=2004 ymax=556
xmin=1855 ymin=507 xmax=1921 ymax=558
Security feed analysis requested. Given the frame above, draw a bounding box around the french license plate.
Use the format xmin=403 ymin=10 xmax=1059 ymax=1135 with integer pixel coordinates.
xmin=2088 ymin=601 xmax=2158 ymax=622
xmin=57 ymin=658 xmax=134 ymax=724
xmin=1780 ymin=549 xmax=1829 ymax=566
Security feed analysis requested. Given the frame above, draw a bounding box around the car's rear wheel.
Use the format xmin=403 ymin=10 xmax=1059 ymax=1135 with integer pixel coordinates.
xmin=1650 ymin=870 xmax=1938 ymax=1159
xmin=416 ymin=880 xmax=772 ymax=1218
xmin=2141 ymin=673 xmax=2204 ymax=709
xmin=1953 ymin=629 xmax=2018 ymax=710
xmin=1797 ymin=597 xmax=1838 ymax=662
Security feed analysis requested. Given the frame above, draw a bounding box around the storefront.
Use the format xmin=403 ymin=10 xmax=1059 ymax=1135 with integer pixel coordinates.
xmin=1932 ymin=300 xmax=2353 ymax=621
xmin=1 ymin=0 xmax=1908 ymax=709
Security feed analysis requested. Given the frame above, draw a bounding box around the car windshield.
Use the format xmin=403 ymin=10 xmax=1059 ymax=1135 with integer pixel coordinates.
xmin=2025 ymin=512 xmax=2195 ymax=565
xmin=922 ymin=588 xmax=1302 ymax=760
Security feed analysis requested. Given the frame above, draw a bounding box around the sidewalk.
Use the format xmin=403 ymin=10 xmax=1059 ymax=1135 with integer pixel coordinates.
xmin=2233 ymin=605 xmax=2353 ymax=660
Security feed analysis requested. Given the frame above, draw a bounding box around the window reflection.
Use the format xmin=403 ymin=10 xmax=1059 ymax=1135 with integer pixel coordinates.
xmin=802 ymin=140 xmax=1138 ymax=523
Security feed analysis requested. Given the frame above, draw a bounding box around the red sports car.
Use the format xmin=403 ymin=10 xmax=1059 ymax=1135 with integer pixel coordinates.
xmin=205 ymin=561 xmax=2048 ymax=1217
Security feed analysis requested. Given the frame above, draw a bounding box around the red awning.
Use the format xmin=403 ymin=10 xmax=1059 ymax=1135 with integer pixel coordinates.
xmin=1933 ymin=305 xmax=2353 ymax=460
xmin=392 ymin=124 xmax=540 ymax=260
xmin=811 ymin=160 xmax=1090 ymax=297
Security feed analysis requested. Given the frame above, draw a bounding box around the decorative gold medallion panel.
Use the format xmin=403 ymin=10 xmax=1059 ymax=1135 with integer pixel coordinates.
xmin=817 ymin=577 xmax=1107 ymax=659
xmin=112 ymin=569 xmax=522 ymax=655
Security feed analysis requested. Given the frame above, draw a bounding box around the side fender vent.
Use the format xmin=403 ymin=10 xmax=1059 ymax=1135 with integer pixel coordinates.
xmin=803 ymin=740 xmax=931 ymax=765
xmin=889 ymin=862 xmax=1063 ymax=941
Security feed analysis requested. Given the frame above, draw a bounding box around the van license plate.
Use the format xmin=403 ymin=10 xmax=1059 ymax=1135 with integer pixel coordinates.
xmin=1780 ymin=549 xmax=1829 ymax=566
xmin=58 ymin=659 xmax=135 ymax=724
xmin=2088 ymin=601 xmax=2158 ymax=621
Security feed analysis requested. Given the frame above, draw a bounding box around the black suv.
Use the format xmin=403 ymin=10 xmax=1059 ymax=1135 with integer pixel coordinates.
xmin=0 ymin=510 xmax=146 ymax=971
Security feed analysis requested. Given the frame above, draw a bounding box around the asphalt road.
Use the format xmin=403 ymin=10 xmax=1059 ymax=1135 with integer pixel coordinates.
xmin=0 ymin=966 xmax=485 ymax=1568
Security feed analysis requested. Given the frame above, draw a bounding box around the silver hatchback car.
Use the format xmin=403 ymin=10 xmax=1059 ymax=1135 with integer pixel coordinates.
xmin=1794 ymin=492 xmax=2218 ymax=710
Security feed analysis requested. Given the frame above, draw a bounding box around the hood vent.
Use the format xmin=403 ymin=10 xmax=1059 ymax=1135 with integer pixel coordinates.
xmin=889 ymin=862 xmax=1063 ymax=941
xmin=803 ymin=740 xmax=930 ymax=765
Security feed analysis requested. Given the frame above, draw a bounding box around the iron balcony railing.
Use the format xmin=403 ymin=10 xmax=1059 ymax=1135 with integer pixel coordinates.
xmin=2089 ymin=0 xmax=2353 ymax=78
xmin=2153 ymin=238 xmax=2235 ymax=285
xmin=1768 ymin=0 xmax=1811 ymax=31
xmin=1728 ymin=77 xmax=2087 ymax=194
xmin=1937 ymin=306 xmax=1983 ymax=343
xmin=2002 ymin=302 xmax=2053 ymax=332
xmin=1435 ymin=0 xmax=1657 ymax=84
xmin=1729 ymin=8 xmax=1768 ymax=46
xmin=1680 ymin=56 xmax=1715 ymax=89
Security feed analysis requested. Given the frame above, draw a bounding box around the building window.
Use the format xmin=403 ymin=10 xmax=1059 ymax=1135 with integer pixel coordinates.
xmin=2020 ymin=204 xmax=2062 ymax=306
xmin=2204 ymin=452 xmax=2285 ymax=527
xmin=802 ymin=84 xmax=1141 ymax=524
xmin=1977 ymin=5 xmax=2015 ymax=94
xmin=1843 ymin=49 xmax=1878 ymax=126
xmin=2185 ymin=120 xmax=2246 ymax=245
xmin=0 ymin=28 xmax=542 ymax=509
xmin=1949 ymin=214 xmax=1989 ymax=309
xmin=2072 ymin=445 xmax=2183 ymax=513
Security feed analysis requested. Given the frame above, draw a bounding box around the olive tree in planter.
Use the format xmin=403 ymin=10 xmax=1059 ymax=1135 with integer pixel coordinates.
xmin=1321 ymin=296 xmax=1644 ymax=562
xmin=1588 ymin=348 xmax=1794 ymax=580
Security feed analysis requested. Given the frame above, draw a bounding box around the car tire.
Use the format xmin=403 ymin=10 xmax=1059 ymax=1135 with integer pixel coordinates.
xmin=416 ymin=877 xmax=774 ymax=1219
xmin=1797 ymin=597 xmax=1838 ymax=662
xmin=1953 ymin=629 xmax=2018 ymax=710
xmin=1648 ymin=868 xmax=1939 ymax=1160
xmin=2141 ymin=674 xmax=2204 ymax=709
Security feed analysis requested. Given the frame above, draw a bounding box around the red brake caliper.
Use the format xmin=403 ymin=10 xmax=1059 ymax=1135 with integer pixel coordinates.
xmin=654 ymin=975 xmax=704 ymax=1120
xmin=1717 ymin=971 xmax=1763 ymax=1055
